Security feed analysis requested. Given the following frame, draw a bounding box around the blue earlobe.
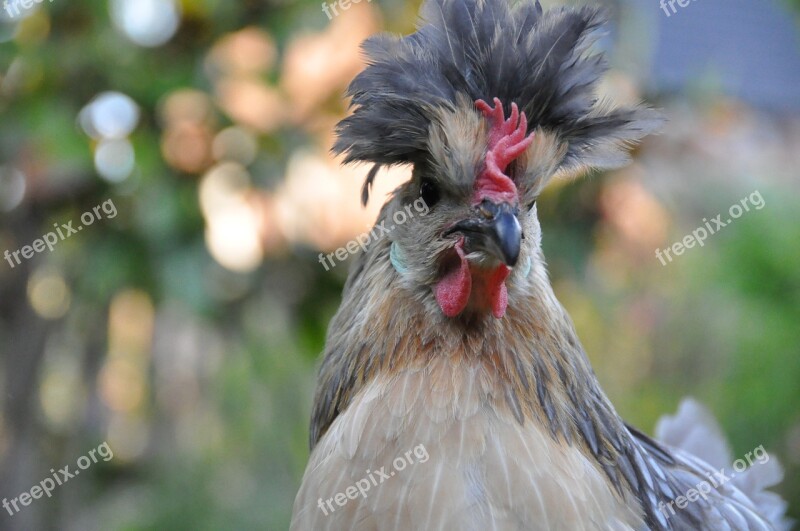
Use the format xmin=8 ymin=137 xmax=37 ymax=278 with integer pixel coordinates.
xmin=390 ymin=241 xmax=408 ymax=275
xmin=520 ymin=255 xmax=532 ymax=279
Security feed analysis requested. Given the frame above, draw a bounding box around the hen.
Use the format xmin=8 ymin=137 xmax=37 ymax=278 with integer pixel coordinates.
xmin=291 ymin=0 xmax=788 ymax=529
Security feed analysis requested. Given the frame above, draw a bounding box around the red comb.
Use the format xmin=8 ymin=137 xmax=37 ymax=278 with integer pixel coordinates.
xmin=473 ymin=98 xmax=535 ymax=205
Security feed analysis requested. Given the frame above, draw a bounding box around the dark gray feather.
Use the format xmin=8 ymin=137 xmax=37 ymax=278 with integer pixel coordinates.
xmin=334 ymin=0 xmax=661 ymax=178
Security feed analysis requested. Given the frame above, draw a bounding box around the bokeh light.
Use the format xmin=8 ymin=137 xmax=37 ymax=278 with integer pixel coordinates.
xmin=212 ymin=126 xmax=258 ymax=166
xmin=27 ymin=268 xmax=71 ymax=320
xmin=0 ymin=166 xmax=26 ymax=212
xmin=80 ymin=91 xmax=140 ymax=140
xmin=94 ymin=138 xmax=136 ymax=183
xmin=110 ymin=0 xmax=180 ymax=48
xmin=39 ymin=351 xmax=85 ymax=431
xmin=159 ymin=89 xmax=215 ymax=174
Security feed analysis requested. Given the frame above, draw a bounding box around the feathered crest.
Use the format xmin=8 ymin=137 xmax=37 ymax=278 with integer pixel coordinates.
xmin=334 ymin=0 xmax=662 ymax=200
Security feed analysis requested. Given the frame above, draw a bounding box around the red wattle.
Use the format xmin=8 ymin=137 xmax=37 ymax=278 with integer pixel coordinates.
xmin=435 ymin=239 xmax=472 ymax=317
xmin=487 ymin=265 xmax=510 ymax=318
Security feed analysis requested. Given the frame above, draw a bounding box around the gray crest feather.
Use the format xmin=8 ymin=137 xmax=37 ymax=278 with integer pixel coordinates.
xmin=334 ymin=0 xmax=662 ymax=179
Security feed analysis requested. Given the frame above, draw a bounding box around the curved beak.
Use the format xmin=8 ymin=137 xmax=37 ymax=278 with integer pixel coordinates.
xmin=445 ymin=201 xmax=522 ymax=267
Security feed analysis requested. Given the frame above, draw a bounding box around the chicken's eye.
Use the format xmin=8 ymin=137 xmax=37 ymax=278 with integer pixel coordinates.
xmin=419 ymin=179 xmax=440 ymax=207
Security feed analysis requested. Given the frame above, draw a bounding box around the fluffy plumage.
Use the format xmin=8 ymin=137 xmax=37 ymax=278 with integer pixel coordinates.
xmin=292 ymin=0 xmax=788 ymax=529
xmin=335 ymin=0 xmax=661 ymax=203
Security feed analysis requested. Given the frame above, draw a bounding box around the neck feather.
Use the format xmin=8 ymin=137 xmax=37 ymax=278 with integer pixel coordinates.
xmin=313 ymin=245 xmax=628 ymax=455
xmin=309 ymin=243 xmax=666 ymax=525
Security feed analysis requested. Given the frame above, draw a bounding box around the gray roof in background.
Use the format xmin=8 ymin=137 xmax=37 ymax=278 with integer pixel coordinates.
xmin=626 ymin=0 xmax=800 ymax=112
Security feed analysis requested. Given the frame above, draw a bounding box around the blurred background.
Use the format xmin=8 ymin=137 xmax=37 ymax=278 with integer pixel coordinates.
xmin=0 ymin=0 xmax=797 ymax=528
